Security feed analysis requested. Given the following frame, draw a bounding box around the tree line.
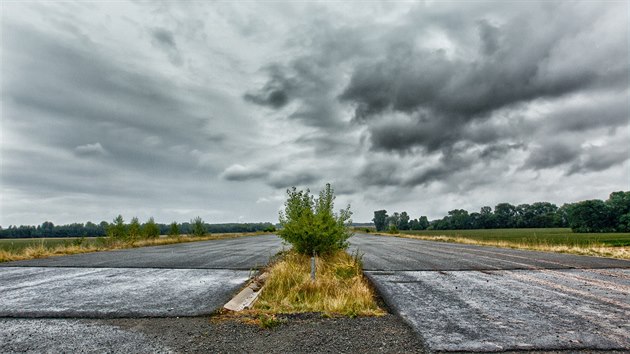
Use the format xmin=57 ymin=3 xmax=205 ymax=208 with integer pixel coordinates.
xmin=0 ymin=216 xmax=277 ymax=239
xmin=373 ymin=191 xmax=630 ymax=233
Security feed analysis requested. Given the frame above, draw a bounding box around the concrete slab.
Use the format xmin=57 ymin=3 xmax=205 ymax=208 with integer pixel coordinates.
xmin=0 ymin=267 xmax=250 ymax=318
xmin=1 ymin=235 xmax=284 ymax=270
xmin=350 ymin=234 xmax=630 ymax=271
xmin=0 ymin=318 xmax=173 ymax=353
xmin=367 ymin=268 xmax=630 ymax=352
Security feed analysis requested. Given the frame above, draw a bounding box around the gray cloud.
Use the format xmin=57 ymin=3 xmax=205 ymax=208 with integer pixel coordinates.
xmin=2 ymin=1 xmax=628 ymax=226
xmin=74 ymin=142 xmax=108 ymax=157
xmin=151 ymin=28 xmax=183 ymax=66
xmin=523 ymin=143 xmax=580 ymax=170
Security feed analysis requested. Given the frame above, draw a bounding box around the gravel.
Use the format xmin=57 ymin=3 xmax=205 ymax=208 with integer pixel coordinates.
xmin=1 ymin=314 xmax=427 ymax=353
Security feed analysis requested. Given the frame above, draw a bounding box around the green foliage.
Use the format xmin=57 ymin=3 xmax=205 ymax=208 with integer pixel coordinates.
xmin=107 ymin=215 xmax=127 ymax=240
xmin=278 ymin=183 xmax=353 ymax=255
xmin=168 ymin=222 xmax=180 ymax=237
xmin=128 ymin=217 xmax=141 ymax=241
xmin=258 ymin=314 xmax=283 ymax=329
xmin=143 ymin=217 xmax=160 ymax=239
xmin=372 ymin=210 xmax=388 ymax=232
xmin=263 ymin=225 xmax=277 ymax=232
xmin=388 ymin=224 xmax=399 ymax=234
xmin=190 ymin=216 xmax=206 ymax=237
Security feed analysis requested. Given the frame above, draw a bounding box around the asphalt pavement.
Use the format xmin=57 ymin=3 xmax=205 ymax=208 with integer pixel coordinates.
xmin=2 ymin=235 xmax=284 ymax=269
xmin=0 ymin=235 xmax=284 ymax=318
xmin=350 ymin=233 xmax=630 ymax=352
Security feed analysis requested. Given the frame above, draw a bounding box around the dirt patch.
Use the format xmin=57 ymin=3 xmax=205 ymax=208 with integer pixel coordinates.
xmin=108 ymin=313 xmax=426 ymax=353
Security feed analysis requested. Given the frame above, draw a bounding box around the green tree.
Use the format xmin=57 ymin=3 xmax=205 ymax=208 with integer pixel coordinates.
xmin=398 ymin=211 xmax=410 ymax=230
xmin=190 ymin=216 xmax=206 ymax=237
xmin=128 ymin=217 xmax=141 ymax=241
xmin=372 ymin=210 xmax=388 ymax=232
xmin=494 ymin=203 xmax=517 ymax=228
xmin=279 ymin=183 xmax=352 ymax=255
xmin=108 ymin=215 xmax=127 ymax=240
xmin=143 ymin=217 xmax=160 ymax=239
xmin=567 ymin=200 xmax=611 ymax=233
xmin=168 ymin=222 xmax=180 ymax=237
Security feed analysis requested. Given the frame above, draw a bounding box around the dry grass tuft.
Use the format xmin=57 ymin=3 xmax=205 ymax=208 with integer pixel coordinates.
xmin=253 ymin=250 xmax=385 ymax=317
xmin=0 ymin=232 xmax=269 ymax=263
xmin=376 ymin=233 xmax=630 ymax=260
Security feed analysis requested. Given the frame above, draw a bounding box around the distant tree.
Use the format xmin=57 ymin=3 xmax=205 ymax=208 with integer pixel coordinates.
xmin=190 ymin=216 xmax=206 ymax=237
xmin=567 ymin=200 xmax=611 ymax=233
xmin=478 ymin=206 xmax=495 ymax=229
xmin=399 ymin=211 xmax=410 ymax=230
xmin=373 ymin=210 xmax=388 ymax=232
xmin=417 ymin=216 xmax=429 ymax=230
xmin=128 ymin=217 xmax=141 ymax=241
xmin=143 ymin=217 xmax=160 ymax=239
xmin=494 ymin=203 xmax=517 ymax=228
xmin=108 ymin=215 xmax=127 ymax=240
xmin=606 ymin=191 xmax=630 ymax=230
xmin=448 ymin=209 xmax=470 ymax=229
xmin=388 ymin=212 xmax=400 ymax=230
xmin=168 ymin=222 xmax=180 ymax=237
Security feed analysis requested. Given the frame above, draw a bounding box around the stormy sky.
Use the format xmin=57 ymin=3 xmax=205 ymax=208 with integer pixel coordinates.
xmin=1 ymin=1 xmax=629 ymax=226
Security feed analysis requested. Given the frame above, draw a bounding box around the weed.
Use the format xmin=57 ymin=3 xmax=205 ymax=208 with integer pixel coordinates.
xmin=253 ymin=250 xmax=385 ymax=316
xmin=258 ymin=314 xmax=283 ymax=329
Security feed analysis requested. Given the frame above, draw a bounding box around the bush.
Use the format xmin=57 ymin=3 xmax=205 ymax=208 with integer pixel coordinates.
xmin=143 ymin=217 xmax=160 ymax=239
xmin=263 ymin=225 xmax=277 ymax=233
xmin=168 ymin=222 xmax=180 ymax=237
xmin=278 ymin=183 xmax=352 ymax=255
xmin=191 ymin=216 xmax=206 ymax=237
xmin=107 ymin=215 xmax=127 ymax=240
xmin=388 ymin=225 xmax=399 ymax=234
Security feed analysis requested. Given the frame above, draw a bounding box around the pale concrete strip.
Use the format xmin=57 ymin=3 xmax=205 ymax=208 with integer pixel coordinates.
xmin=0 ymin=267 xmax=250 ymax=318
xmin=367 ymin=269 xmax=630 ymax=352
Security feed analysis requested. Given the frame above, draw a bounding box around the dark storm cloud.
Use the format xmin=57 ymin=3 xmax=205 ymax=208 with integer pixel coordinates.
xmin=267 ymin=171 xmax=319 ymax=189
xmin=243 ymin=65 xmax=292 ymax=108
xmin=220 ymin=164 xmax=320 ymax=190
xmin=244 ymin=1 xmax=628 ymax=185
xmin=523 ymin=143 xmax=581 ymax=170
xmin=568 ymin=146 xmax=629 ymax=175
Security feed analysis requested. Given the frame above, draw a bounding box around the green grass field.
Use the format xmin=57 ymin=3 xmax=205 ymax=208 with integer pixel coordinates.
xmin=399 ymin=228 xmax=630 ymax=247
xmin=0 ymin=237 xmax=104 ymax=252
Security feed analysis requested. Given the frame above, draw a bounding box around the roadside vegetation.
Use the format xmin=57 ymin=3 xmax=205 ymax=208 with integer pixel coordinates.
xmin=375 ymin=228 xmax=630 ymax=259
xmin=373 ymin=191 xmax=630 ymax=233
xmin=0 ymin=215 xmax=271 ymax=263
xmin=251 ymin=184 xmax=384 ymax=319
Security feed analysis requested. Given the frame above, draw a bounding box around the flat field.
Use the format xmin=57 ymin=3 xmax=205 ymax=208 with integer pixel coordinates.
xmin=0 ymin=237 xmax=103 ymax=252
xmin=400 ymin=228 xmax=630 ymax=247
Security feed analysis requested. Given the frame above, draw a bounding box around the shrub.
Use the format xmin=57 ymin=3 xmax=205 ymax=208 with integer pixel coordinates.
xmin=191 ymin=216 xmax=206 ymax=237
xmin=168 ymin=222 xmax=180 ymax=237
xmin=107 ymin=215 xmax=127 ymax=240
xmin=278 ymin=183 xmax=352 ymax=255
xmin=388 ymin=225 xmax=399 ymax=234
xmin=143 ymin=217 xmax=160 ymax=239
xmin=128 ymin=217 xmax=141 ymax=241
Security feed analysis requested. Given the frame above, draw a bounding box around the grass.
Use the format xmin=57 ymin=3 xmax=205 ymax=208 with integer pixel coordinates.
xmin=252 ymin=250 xmax=385 ymax=317
xmin=374 ymin=228 xmax=630 ymax=259
xmin=0 ymin=232 xmax=270 ymax=263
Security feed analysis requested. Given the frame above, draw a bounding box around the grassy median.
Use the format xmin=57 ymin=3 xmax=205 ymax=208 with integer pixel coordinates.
xmin=0 ymin=233 xmax=270 ymax=263
xmin=253 ymin=250 xmax=385 ymax=317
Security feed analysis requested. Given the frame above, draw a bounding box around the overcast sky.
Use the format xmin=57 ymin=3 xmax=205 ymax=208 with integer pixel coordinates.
xmin=1 ymin=1 xmax=629 ymax=226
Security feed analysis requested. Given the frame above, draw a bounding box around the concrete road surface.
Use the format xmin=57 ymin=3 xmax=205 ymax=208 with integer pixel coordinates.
xmin=350 ymin=233 xmax=630 ymax=352
xmin=0 ymin=235 xmax=284 ymax=318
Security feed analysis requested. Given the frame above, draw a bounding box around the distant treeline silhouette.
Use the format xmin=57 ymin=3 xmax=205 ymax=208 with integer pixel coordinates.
xmin=0 ymin=219 xmax=276 ymax=239
xmin=374 ymin=191 xmax=629 ymax=233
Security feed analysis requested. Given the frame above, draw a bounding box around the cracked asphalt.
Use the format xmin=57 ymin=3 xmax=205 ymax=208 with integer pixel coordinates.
xmin=350 ymin=233 xmax=630 ymax=352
